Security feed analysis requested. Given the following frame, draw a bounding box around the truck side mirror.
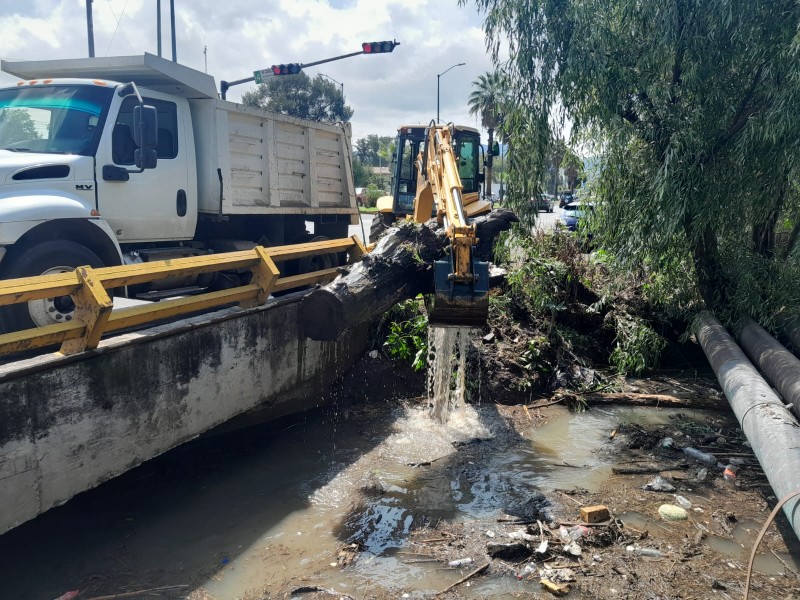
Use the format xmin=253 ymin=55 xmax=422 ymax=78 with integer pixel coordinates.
xmin=134 ymin=148 xmax=158 ymax=169
xmin=491 ymin=142 xmax=500 ymax=157
xmin=133 ymin=105 xmax=158 ymax=149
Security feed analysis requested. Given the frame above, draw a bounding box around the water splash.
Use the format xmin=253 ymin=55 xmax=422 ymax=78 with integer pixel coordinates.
xmin=427 ymin=326 xmax=471 ymax=423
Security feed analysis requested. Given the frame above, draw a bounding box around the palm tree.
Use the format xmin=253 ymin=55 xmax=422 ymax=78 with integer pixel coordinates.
xmin=468 ymin=71 xmax=504 ymax=198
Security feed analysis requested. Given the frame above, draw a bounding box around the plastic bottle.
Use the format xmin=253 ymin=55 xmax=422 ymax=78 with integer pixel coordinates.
xmin=517 ymin=563 xmax=537 ymax=580
xmin=448 ymin=558 xmax=473 ymax=568
xmin=723 ymin=464 xmax=738 ymax=484
xmin=626 ymin=545 xmax=664 ymax=558
xmin=683 ymin=446 xmax=717 ymax=465
xmin=559 ymin=525 xmax=589 ymax=541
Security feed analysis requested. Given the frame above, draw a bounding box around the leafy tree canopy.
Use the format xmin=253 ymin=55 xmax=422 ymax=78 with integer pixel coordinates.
xmin=354 ymin=134 xmax=395 ymax=167
xmin=0 ymin=109 xmax=41 ymax=145
xmin=464 ymin=0 xmax=800 ymax=322
xmin=242 ymin=73 xmax=353 ymax=124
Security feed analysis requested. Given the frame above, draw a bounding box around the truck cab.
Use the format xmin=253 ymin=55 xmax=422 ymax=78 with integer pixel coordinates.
xmin=0 ymin=54 xmax=357 ymax=332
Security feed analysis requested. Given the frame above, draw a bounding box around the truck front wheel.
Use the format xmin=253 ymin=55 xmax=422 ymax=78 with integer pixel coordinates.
xmin=0 ymin=240 xmax=105 ymax=333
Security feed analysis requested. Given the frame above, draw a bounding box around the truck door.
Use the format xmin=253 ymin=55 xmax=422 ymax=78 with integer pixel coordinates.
xmin=95 ymin=91 xmax=194 ymax=242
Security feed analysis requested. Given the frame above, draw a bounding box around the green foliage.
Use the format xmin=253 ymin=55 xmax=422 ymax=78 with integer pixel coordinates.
xmin=242 ymin=73 xmax=353 ymax=123
xmin=469 ymin=70 xmax=506 ymax=198
xmin=352 ymin=158 xmax=370 ymax=187
xmin=362 ymin=184 xmax=384 ymax=208
xmin=609 ymin=313 xmax=667 ymax=376
xmin=464 ymin=0 xmax=800 ymax=319
xmin=354 ymin=134 xmax=395 ymax=167
xmin=383 ymin=298 xmax=428 ymax=371
xmin=499 ymin=230 xmax=587 ymax=318
xmin=0 ymin=109 xmax=41 ymax=144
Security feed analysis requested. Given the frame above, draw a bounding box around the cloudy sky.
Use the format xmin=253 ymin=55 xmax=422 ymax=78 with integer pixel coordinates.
xmin=0 ymin=0 xmax=504 ymax=142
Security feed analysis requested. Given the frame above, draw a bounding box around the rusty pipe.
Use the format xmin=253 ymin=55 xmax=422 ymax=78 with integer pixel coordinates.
xmin=694 ymin=311 xmax=800 ymax=542
xmin=738 ymin=317 xmax=800 ymax=420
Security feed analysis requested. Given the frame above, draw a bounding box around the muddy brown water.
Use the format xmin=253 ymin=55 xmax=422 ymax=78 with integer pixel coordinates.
xmin=0 ymin=399 xmax=797 ymax=599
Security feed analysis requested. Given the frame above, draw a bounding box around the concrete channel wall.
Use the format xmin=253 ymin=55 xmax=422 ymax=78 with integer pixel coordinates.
xmin=0 ymin=294 xmax=369 ymax=535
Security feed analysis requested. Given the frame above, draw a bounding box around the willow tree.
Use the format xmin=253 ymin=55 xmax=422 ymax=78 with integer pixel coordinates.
xmin=463 ymin=0 xmax=800 ymax=321
xmin=468 ymin=71 xmax=504 ymax=197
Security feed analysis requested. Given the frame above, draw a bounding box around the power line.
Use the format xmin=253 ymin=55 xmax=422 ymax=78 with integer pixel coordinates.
xmin=104 ymin=0 xmax=134 ymax=56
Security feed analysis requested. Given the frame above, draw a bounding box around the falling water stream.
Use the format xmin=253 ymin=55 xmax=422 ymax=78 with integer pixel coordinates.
xmin=427 ymin=326 xmax=471 ymax=423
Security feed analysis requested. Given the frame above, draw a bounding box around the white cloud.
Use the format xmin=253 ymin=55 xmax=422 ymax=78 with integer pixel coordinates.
xmin=0 ymin=0 xmax=505 ymax=141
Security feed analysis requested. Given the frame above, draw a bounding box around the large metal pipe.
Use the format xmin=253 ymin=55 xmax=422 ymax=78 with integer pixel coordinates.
xmin=738 ymin=317 xmax=800 ymax=420
xmin=695 ymin=311 xmax=800 ymax=541
xmin=785 ymin=320 xmax=800 ymax=355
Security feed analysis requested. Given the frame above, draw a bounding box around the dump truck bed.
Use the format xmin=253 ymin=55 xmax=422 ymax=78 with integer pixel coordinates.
xmin=191 ymin=100 xmax=357 ymax=216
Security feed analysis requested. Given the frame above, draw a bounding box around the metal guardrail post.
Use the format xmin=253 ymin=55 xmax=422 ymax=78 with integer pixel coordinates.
xmin=244 ymin=246 xmax=281 ymax=308
xmin=348 ymin=235 xmax=369 ymax=262
xmin=60 ymin=266 xmax=113 ymax=355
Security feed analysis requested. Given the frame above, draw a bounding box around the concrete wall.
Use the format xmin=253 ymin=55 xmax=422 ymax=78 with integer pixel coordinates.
xmin=0 ymin=294 xmax=369 ymax=534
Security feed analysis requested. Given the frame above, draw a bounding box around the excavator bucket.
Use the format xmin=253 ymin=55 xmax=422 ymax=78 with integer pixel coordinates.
xmin=427 ymin=257 xmax=489 ymax=328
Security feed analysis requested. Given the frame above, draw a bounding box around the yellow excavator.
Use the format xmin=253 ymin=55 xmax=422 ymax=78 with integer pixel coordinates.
xmin=373 ymin=122 xmax=495 ymax=327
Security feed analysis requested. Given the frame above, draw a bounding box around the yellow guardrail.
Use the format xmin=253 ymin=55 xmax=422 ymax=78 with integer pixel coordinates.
xmin=0 ymin=235 xmax=368 ymax=358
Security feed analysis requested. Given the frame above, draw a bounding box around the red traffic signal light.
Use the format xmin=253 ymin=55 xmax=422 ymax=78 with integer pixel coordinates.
xmin=271 ymin=63 xmax=302 ymax=76
xmin=362 ymin=41 xmax=398 ymax=54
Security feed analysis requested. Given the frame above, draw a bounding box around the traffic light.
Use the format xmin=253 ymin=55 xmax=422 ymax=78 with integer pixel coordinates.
xmin=271 ymin=63 xmax=302 ymax=76
xmin=361 ymin=41 xmax=398 ymax=54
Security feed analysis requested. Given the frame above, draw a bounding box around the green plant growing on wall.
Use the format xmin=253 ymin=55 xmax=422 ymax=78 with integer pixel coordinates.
xmin=383 ymin=297 xmax=428 ymax=371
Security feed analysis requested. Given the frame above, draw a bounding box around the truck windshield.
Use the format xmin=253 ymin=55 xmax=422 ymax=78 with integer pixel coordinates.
xmin=0 ymin=85 xmax=112 ymax=155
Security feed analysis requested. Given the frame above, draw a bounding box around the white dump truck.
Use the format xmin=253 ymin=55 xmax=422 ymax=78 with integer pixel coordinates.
xmin=0 ymin=53 xmax=358 ymax=332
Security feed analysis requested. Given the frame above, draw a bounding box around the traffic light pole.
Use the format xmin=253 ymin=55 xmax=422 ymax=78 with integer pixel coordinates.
xmin=220 ymin=44 xmax=398 ymax=99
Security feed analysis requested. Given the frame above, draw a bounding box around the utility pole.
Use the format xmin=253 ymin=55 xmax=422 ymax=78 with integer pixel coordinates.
xmin=156 ymin=0 xmax=162 ymax=57
xmin=169 ymin=0 xmax=177 ymax=62
xmin=436 ymin=62 xmax=465 ymax=124
xmin=85 ymin=0 xmax=95 ymax=58
xmin=203 ymin=45 xmax=208 ymax=73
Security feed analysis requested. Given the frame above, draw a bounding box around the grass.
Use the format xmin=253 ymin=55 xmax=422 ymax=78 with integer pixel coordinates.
xmin=359 ymin=206 xmax=379 ymax=213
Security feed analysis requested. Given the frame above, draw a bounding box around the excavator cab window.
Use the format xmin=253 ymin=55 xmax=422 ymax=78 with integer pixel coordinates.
xmin=394 ymin=134 xmax=422 ymax=213
xmin=454 ymin=135 xmax=480 ymax=195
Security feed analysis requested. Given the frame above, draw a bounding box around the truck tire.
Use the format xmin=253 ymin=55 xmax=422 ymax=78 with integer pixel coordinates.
xmin=369 ymin=213 xmax=396 ymax=244
xmin=0 ymin=240 xmax=105 ymax=333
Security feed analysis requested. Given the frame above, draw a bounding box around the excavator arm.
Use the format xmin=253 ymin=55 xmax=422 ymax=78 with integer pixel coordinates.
xmin=412 ymin=122 xmax=490 ymax=327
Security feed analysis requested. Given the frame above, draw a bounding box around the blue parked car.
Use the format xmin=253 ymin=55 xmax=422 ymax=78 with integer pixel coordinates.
xmin=559 ymin=201 xmax=594 ymax=231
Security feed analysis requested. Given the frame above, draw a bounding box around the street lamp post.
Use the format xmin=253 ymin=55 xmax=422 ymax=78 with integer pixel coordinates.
xmin=437 ymin=62 xmax=465 ymax=124
xmin=319 ymin=73 xmax=344 ymax=102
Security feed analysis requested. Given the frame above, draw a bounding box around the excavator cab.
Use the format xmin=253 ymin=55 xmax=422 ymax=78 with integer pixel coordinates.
xmin=378 ymin=125 xmax=489 ymax=219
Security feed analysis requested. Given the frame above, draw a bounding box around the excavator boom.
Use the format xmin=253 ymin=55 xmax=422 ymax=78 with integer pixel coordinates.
xmin=413 ymin=123 xmax=490 ymax=327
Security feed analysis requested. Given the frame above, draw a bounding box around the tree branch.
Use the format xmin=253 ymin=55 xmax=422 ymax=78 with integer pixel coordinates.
xmin=670 ymin=0 xmax=686 ymax=93
xmin=703 ymin=61 xmax=767 ymax=164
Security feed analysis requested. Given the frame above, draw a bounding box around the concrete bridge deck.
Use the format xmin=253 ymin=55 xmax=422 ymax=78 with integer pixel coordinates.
xmin=0 ymin=292 xmax=368 ymax=535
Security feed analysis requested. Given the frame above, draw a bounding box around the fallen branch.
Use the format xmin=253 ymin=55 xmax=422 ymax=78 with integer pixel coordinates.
xmin=290 ymin=586 xmax=354 ymax=599
xmin=436 ymin=561 xmax=490 ymax=595
xmin=612 ymin=462 xmax=685 ymax=475
xmin=83 ymin=585 xmax=188 ymax=600
xmin=582 ymin=392 xmax=727 ymax=410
